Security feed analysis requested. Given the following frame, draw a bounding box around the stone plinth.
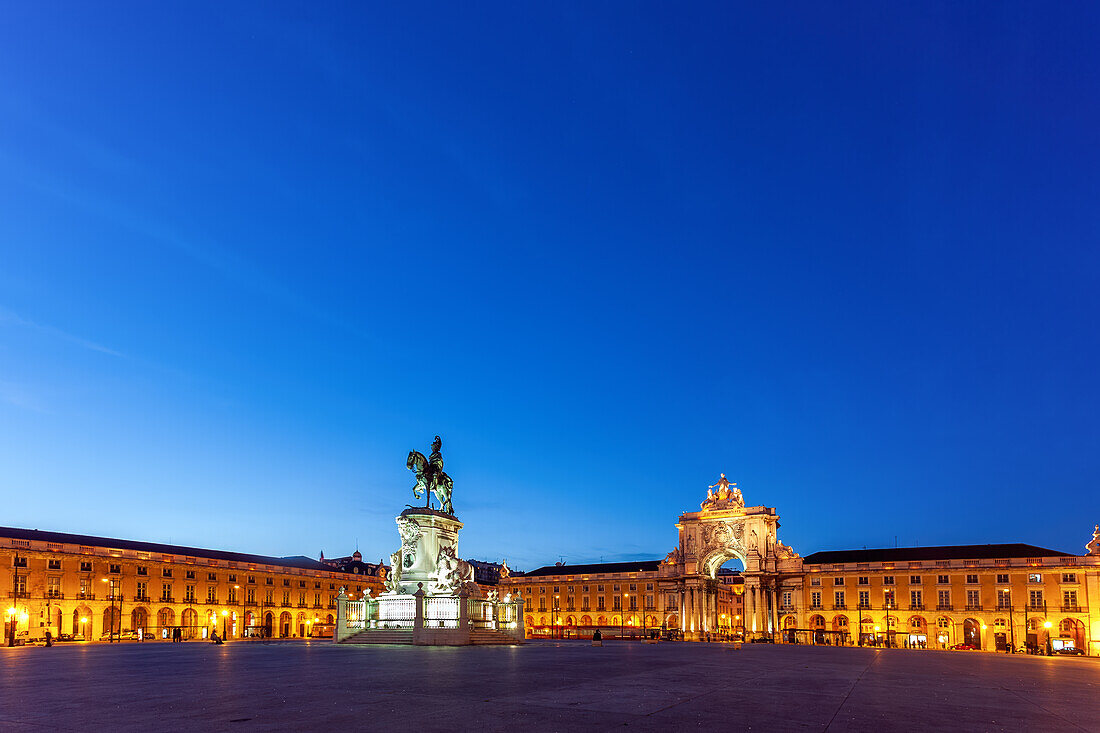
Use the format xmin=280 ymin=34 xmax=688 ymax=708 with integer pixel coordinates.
xmin=388 ymin=508 xmax=466 ymax=596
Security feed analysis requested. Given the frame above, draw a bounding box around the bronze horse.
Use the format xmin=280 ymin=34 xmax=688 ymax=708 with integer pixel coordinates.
xmin=407 ymin=435 xmax=454 ymax=514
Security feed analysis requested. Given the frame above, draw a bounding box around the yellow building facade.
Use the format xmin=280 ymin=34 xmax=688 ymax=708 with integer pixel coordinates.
xmin=790 ymin=543 xmax=1097 ymax=654
xmin=2 ymin=526 xmax=386 ymax=643
xmin=501 ymin=560 xmax=744 ymax=638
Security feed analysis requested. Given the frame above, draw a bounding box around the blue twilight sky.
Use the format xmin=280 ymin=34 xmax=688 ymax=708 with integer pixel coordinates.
xmin=1 ymin=2 xmax=1097 ymax=570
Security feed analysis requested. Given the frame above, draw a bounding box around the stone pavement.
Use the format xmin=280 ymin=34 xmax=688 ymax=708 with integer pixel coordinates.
xmin=1 ymin=640 xmax=1097 ymax=731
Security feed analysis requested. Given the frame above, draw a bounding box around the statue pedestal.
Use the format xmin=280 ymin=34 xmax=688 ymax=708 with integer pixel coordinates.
xmin=390 ymin=508 xmax=466 ymax=596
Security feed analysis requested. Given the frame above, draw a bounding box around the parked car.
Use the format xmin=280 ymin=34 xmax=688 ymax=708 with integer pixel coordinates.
xmin=1052 ymin=646 xmax=1084 ymax=656
xmin=950 ymin=643 xmax=976 ymax=651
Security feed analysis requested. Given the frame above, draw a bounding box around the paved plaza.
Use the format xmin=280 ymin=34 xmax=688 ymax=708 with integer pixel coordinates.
xmin=1 ymin=640 xmax=1097 ymax=731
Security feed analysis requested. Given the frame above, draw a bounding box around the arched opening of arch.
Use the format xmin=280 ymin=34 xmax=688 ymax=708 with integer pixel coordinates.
xmin=700 ymin=555 xmax=745 ymax=636
xmin=705 ymin=553 xmax=745 ymax=580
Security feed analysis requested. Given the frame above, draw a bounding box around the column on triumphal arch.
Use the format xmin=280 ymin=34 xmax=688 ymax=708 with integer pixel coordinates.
xmin=694 ymin=585 xmax=703 ymax=633
xmin=748 ymin=576 xmax=756 ymax=633
xmin=683 ymin=586 xmax=691 ymax=633
xmin=769 ymin=584 xmax=778 ymax=634
xmin=699 ymin=585 xmax=707 ymax=633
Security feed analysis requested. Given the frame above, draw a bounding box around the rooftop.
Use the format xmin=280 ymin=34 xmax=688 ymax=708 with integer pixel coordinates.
xmin=0 ymin=525 xmax=345 ymax=573
xmin=517 ymin=560 xmax=662 ymax=577
xmin=802 ymin=543 xmax=1074 ymax=565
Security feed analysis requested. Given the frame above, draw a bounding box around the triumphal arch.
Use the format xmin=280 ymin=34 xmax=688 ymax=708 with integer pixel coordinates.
xmin=659 ymin=474 xmax=803 ymax=639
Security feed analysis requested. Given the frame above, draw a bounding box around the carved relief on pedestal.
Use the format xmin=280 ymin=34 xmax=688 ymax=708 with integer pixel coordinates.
xmin=398 ymin=516 xmax=422 ymax=547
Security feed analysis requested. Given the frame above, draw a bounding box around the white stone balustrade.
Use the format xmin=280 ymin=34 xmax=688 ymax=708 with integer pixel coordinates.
xmin=335 ymin=586 xmax=525 ymax=643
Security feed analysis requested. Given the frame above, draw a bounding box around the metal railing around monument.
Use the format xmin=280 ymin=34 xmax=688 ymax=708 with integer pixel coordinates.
xmin=345 ymin=598 xmax=366 ymax=631
xmin=337 ymin=592 xmax=524 ymax=638
xmin=424 ymin=597 xmax=460 ymax=628
xmin=377 ymin=596 xmax=416 ymax=628
xmin=467 ymin=599 xmax=494 ymax=629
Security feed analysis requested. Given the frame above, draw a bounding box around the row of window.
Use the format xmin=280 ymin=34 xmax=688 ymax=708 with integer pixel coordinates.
xmin=533 ymin=594 xmax=658 ymax=611
xmin=799 ymin=588 xmax=1080 ymax=610
xmin=13 ymin=558 xmax=352 ymax=589
xmin=811 ymin=573 xmax=1076 ymax=586
xmin=84 ymin=579 xmax=335 ymax=606
xmin=10 ymin=573 xmax=362 ymax=604
xmin=536 ymin=583 xmax=655 ymax=593
xmin=12 ymin=558 xmax=340 ymax=589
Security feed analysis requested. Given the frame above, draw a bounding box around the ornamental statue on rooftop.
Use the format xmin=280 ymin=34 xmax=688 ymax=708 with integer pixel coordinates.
xmin=407 ymin=435 xmax=454 ymax=514
xmin=701 ymin=472 xmax=744 ymax=511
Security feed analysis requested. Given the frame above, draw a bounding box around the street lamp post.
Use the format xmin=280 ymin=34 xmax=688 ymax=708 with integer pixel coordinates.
xmin=1008 ymin=603 xmax=1016 ymax=652
xmin=884 ymin=597 xmax=894 ymax=648
xmin=857 ymin=604 xmax=863 ymax=646
xmin=80 ymin=616 xmax=88 ymax=641
xmin=235 ymin=585 xmax=242 ymax=639
xmin=101 ymin=578 xmax=114 ymax=642
xmin=6 ymin=607 xmax=16 ymax=647
xmin=8 ymin=553 xmax=21 ymax=647
xmin=553 ymin=595 xmax=559 ymax=639
xmin=556 ymin=595 xmax=562 ymax=639
xmin=621 ymin=593 xmax=627 ymax=641
xmin=221 ymin=609 xmax=229 ymax=640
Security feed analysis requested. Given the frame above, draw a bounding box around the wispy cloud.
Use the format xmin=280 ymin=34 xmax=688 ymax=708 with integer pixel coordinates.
xmin=0 ymin=305 xmax=123 ymax=357
xmin=0 ymin=98 xmax=374 ymax=347
xmin=0 ymin=380 xmax=45 ymax=412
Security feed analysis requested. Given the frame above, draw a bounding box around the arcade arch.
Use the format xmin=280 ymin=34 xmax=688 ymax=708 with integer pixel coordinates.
xmin=1059 ymin=618 xmax=1085 ymax=650
xmin=181 ymin=609 xmax=198 ymax=639
xmin=131 ymin=607 xmax=148 ymax=633
xmin=962 ymin=618 xmax=981 ymax=648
